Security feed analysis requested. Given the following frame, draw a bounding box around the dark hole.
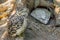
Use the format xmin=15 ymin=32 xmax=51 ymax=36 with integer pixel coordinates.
xmin=55 ymin=25 xmax=60 ymax=27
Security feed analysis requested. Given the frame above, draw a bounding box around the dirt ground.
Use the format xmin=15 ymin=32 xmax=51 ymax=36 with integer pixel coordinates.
xmin=24 ymin=16 xmax=60 ymax=40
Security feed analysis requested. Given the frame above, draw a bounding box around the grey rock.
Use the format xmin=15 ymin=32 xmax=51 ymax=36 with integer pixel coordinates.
xmin=31 ymin=8 xmax=51 ymax=24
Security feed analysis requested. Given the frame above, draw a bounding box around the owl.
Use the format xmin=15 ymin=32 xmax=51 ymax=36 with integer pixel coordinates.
xmin=8 ymin=7 xmax=29 ymax=37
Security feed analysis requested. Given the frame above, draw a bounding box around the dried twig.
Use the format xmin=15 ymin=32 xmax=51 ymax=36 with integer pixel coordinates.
xmin=1 ymin=31 xmax=8 ymax=40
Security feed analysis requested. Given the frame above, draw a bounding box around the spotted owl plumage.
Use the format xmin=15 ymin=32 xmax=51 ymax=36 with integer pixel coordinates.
xmin=8 ymin=7 xmax=29 ymax=37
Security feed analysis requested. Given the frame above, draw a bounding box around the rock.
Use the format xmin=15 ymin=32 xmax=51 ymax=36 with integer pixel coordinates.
xmin=25 ymin=0 xmax=54 ymax=11
xmin=26 ymin=0 xmax=34 ymax=10
xmin=31 ymin=8 xmax=51 ymax=24
xmin=35 ymin=0 xmax=40 ymax=8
